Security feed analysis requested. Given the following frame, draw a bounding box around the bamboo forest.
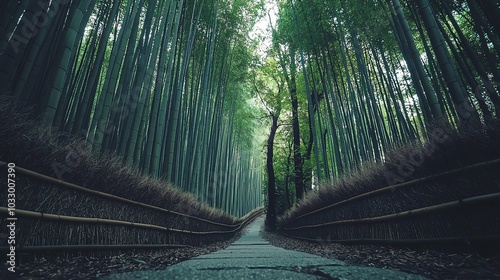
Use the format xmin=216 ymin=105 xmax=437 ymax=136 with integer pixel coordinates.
xmin=1 ymin=0 xmax=500 ymax=279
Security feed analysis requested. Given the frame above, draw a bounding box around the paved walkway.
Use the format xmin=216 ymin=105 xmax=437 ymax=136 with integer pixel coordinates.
xmin=102 ymin=216 xmax=426 ymax=279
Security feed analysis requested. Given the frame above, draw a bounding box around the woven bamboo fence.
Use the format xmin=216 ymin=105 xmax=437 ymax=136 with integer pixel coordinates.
xmin=0 ymin=161 xmax=263 ymax=258
xmin=280 ymin=159 xmax=500 ymax=250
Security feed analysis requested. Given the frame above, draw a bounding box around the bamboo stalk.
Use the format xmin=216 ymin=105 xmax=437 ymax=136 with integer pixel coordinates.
xmin=283 ymin=192 xmax=500 ymax=230
xmin=284 ymin=158 xmax=500 ymax=226
xmin=0 ymin=161 xmax=238 ymax=228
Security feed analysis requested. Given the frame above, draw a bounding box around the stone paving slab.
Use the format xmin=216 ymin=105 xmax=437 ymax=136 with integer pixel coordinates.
xmin=102 ymin=216 xmax=427 ymax=279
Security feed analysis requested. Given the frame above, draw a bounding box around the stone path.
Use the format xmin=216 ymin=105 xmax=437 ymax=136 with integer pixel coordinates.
xmin=102 ymin=216 xmax=426 ymax=279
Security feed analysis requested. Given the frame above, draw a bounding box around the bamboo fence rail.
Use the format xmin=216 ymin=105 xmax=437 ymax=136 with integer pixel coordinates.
xmin=0 ymin=244 xmax=189 ymax=252
xmin=282 ymin=158 xmax=500 ymax=228
xmin=0 ymin=207 xmax=254 ymax=235
xmin=282 ymin=192 xmax=500 ymax=230
xmin=279 ymin=159 xmax=500 ymax=246
xmin=0 ymin=161 xmax=264 ymax=254
xmin=280 ymin=233 xmax=500 ymax=245
xmin=0 ymin=161 xmax=239 ymax=228
xmin=0 ymin=208 xmax=264 ymax=252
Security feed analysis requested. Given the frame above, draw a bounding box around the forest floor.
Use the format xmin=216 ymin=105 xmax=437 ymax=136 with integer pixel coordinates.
xmin=262 ymin=230 xmax=500 ymax=280
xmin=3 ymin=220 xmax=499 ymax=279
xmin=1 ymin=236 xmax=242 ymax=280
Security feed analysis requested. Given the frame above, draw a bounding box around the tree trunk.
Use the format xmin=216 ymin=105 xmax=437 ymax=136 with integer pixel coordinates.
xmin=266 ymin=114 xmax=278 ymax=231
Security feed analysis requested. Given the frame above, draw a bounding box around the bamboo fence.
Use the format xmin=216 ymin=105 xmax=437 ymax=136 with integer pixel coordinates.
xmin=280 ymin=158 xmax=500 ymax=247
xmin=0 ymin=161 xmax=264 ymax=255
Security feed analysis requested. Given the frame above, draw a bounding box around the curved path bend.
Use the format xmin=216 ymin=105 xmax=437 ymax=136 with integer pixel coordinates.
xmin=102 ymin=216 xmax=426 ymax=279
